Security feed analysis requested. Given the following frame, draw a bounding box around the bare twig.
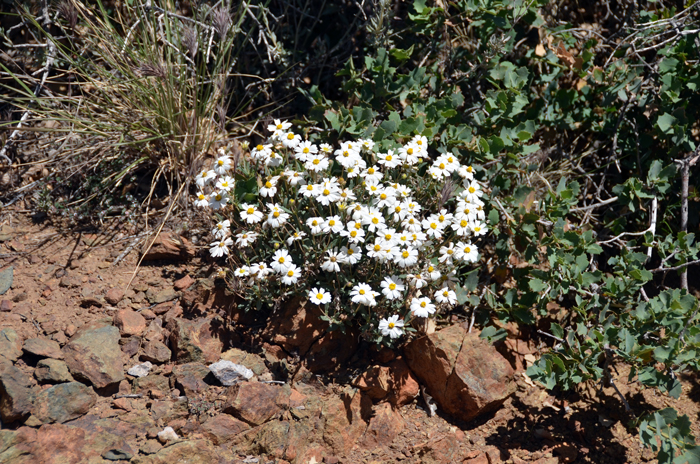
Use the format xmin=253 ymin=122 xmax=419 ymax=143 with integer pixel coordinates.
xmin=647 ymin=196 xmax=657 ymax=260
xmin=570 ymin=196 xmax=618 ymax=213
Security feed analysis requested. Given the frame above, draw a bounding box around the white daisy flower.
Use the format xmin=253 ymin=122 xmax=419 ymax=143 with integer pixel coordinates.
xmin=394 ymin=247 xmax=419 ymax=267
xmin=309 ymin=287 xmax=332 ymax=305
xmin=349 ymin=283 xmax=378 ymax=306
xmin=286 ymin=230 xmax=307 ymax=245
xmin=378 ymin=315 xmax=404 ymax=339
xmin=451 ymin=217 xmax=472 ymax=237
xmin=195 ymin=169 xmax=216 ymax=187
xmin=281 ymin=131 xmax=301 ymax=148
xmin=463 ymin=180 xmax=483 ymax=202
xmin=455 ymin=241 xmax=478 ymax=262
xmin=295 ymin=141 xmax=318 ymax=161
xmin=212 ymin=219 xmax=231 ymax=239
xmin=422 ymin=216 xmax=445 ymax=239
xmin=380 ymin=276 xmax=405 ymax=300
xmin=439 ymin=242 xmax=457 ymax=264
xmin=234 ymin=266 xmax=250 ymax=277
xmin=271 ymin=249 xmax=293 ymax=273
xmin=410 ymin=297 xmax=436 ymax=317
xmin=249 ymin=262 xmax=272 ymax=278
xmin=194 ymin=192 xmax=209 ymax=208
xmin=359 ymin=139 xmax=375 ymax=153
xmin=470 ymin=220 xmax=487 ymax=236
xmin=306 ymin=217 xmax=324 ymax=235
xmin=458 ymin=165 xmax=475 ymax=180
xmin=216 ymin=175 xmax=235 ymax=192
xmin=283 ymin=170 xmax=306 ymax=186
xmin=259 ymin=177 xmax=279 ymax=198
xmin=398 ymin=143 xmax=421 ymax=165
xmin=239 ymin=203 xmax=264 ymax=224
xmin=305 ymin=154 xmax=330 ymax=172
xmin=321 ymin=250 xmax=342 ymax=272
xmin=339 ymin=244 xmax=361 ymax=264
xmin=266 ymin=203 xmax=289 ymax=228
xmin=235 ymin=231 xmax=258 ymax=247
xmin=377 ymin=150 xmax=401 ymax=169
xmin=360 ymin=165 xmax=383 ymax=184
xmin=251 ymin=143 xmax=273 ymax=161
xmin=267 ymin=119 xmax=291 ymax=138
xmin=208 ymin=191 xmax=229 ymax=210
xmin=435 ymin=287 xmax=457 ymax=305
xmin=210 ymin=237 xmax=233 ymax=257
xmin=214 ymin=155 xmax=232 ymax=175
xmin=322 ymin=215 xmax=344 ymax=234
xmin=319 ymin=143 xmax=334 ymax=155
xmin=281 ymin=264 xmax=302 ymax=285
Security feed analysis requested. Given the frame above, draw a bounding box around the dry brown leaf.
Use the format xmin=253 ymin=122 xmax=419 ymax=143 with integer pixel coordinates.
xmin=554 ymin=42 xmax=583 ymax=71
xmin=576 ymin=79 xmax=588 ymax=91
xmin=535 ymin=43 xmax=546 ymax=57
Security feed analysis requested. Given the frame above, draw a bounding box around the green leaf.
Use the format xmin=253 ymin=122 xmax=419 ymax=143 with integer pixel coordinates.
xmin=657 ymin=113 xmax=677 ymax=134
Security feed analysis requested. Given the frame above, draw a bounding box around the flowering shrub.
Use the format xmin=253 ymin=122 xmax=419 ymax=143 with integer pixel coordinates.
xmin=194 ymin=121 xmax=489 ymax=343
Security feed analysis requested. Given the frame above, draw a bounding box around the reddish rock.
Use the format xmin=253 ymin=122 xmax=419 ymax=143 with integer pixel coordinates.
xmin=388 ymin=358 xmax=420 ymax=406
xmin=354 ymin=366 xmax=391 ymax=401
xmin=496 ymin=337 xmax=537 ymax=372
xmin=173 ymin=275 xmax=195 ymax=291
xmin=322 ymin=390 xmax=370 ymax=455
xmin=305 ymin=327 xmax=360 ymax=373
xmin=262 ymin=297 xmax=327 ymax=355
xmin=141 ymin=340 xmax=172 ymax=364
xmin=104 ymin=288 xmax=124 ymax=305
xmin=171 ymin=362 xmax=210 ymax=396
xmin=361 ymin=402 xmax=405 ymax=448
xmin=167 ymin=317 xmax=224 ymax=364
xmin=413 ymin=432 xmax=461 ymax=464
xmin=32 ymin=382 xmax=97 ymax=424
xmin=224 ymin=382 xmax=291 ymax=425
xmin=113 ymin=309 xmax=147 ymax=337
xmin=201 ymin=413 xmax=250 ymax=444
xmin=1 ymin=299 xmax=13 ymax=312
xmin=23 ymin=337 xmax=64 ymax=360
xmin=120 ymin=336 xmax=141 ymax=358
xmin=142 ymin=232 xmax=195 ymax=261
xmin=405 ymin=325 xmax=515 ymax=422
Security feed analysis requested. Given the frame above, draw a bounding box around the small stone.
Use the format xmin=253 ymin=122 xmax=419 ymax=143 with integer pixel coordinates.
xmin=23 ymin=337 xmax=64 ymax=359
xmin=65 ymin=324 xmax=77 ymax=337
xmin=0 ymin=299 xmax=13 ymax=312
xmin=141 ymin=340 xmax=172 ymax=364
xmin=224 ymin=382 xmax=290 ymax=425
xmin=209 ymin=360 xmax=254 ymax=386
xmin=127 ymin=361 xmax=153 ymax=378
xmin=168 ymin=317 xmax=224 ymax=364
xmin=201 ymin=414 xmax=250 ymax=444
xmin=35 ymin=359 xmax=74 ymax=383
xmin=157 ymin=426 xmax=179 ymax=443
xmin=102 ymin=448 xmax=134 ymax=461
xmin=0 ymin=266 xmax=13 ymax=295
xmin=132 ymin=374 xmax=169 ymax=395
xmin=0 ymin=328 xmax=23 ymax=362
xmin=148 ymin=288 xmax=179 ymax=305
xmin=141 ymin=309 xmax=156 ymax=320
xmin=24 ymin=415 xmax=43 ymax=427
xmin=113 ymin=309 xmax=147 ymax=336
xmin=105 ymin=288 xmax=124 ymax=305
xmin=120 ymin=336 xmax=141 ymax=358
xmin=221 ymin=348 xmax=267 ymax=376
xmin=142 ymin=232 xmax=195 ymax=261
xmin=173 ymin=275 xmax=195 ymax=291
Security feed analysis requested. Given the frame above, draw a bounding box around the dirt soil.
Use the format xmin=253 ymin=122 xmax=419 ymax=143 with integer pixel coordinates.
xmin=1 ymin=213 xmax=699 ymax=464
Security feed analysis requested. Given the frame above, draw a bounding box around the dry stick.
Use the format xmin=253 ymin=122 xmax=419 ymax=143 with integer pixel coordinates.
xmin=680 ymin=158 xmax=689 ymax=290
xmin=647 ymin=196 xmax=658 ymax=261
xmin=570 ymin=195 xmax=619 ymax=213
xmin=0 ymin=3 xmax=56 ymax=164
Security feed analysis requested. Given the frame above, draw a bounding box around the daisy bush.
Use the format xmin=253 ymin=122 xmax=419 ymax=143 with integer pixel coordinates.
xmin=194 ymin=120 xmax=490 ymax=343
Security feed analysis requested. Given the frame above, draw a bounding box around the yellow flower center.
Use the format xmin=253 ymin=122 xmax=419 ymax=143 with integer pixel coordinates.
xmin=447 ymin=249 xmax=453 ymax=255
xmin=439 ymin=215 xmax=445 ymax=222
xmin=465 ymin=247 xmax=471 ymax=252
xmin=276 ymin=124 xmax=283 ymax=129
xmin=347 ymin=248 xmax=354 ymax=255
xmin=368 ymin=168 xmax=375 ymax=174
xmin=359 ymin=289 xmax=365 ymax=295
xmin=256 ymin=144 xmax=264 ymax=151
xmin=380 ymin=193 xmax=387 ymax=200
xmin=303 ymin=147 xmax=310 ymax=153
xmin=475 ymin=226 xmax=481 ymax=232
xmin=430 ymin=223 xmax=437 ymax=229
xmin=287 ymin=270 xmax=294 ymax=277
xmin=306 ymin=185 xmax=314 ymax=191
xmin=374 ymin=245 xmax=381 ymax=251
xmin=460 ymin=220 xmax=468 ymax=227
xmin=247 ymin=207 xmax=254 ymax=214
xmin=278 ymin=257 xmax=285 ymax=263
xmin=198 ymin=194 xmax=205 ymax=200
xmin=439 ymin=163 xmax=445 ymax=169
xmin=343 ymin=151 xmax=349 ymax=157
xmin=443 ymin=291 xmax=449 ymax=297
xmin=350 ymin=231 xmax=357 ymax=238
xmin=388 ymin=322 xmax=395 ymax=329
xmin=354 ymin=222 xmax=362 ymax=230
xmin=389 ymin=283 xmax=396 ymax=290
xmin=287 ymin=133 xmax=295 ymax=140
xmin=330 ymin=256 xmax=337 ymax=262
xmin=420 ymin=301 xmax=426 ymax=308
xmin=402 ymin=251 xmax=409 ymax=258
xmin=386 ymin=155 xmax=392 ymax=161
xmin=467 ymin=166 xmax=473 ymax=172
xmin=313 ymin=159 xmax=320 ymax=165
xmin=372 ymin=218 xmax=379 ymax=224
xmin=417 ymin=140 xmax=423 ymax=146
xmin=273 ymin=211 xmax=280 ymax=218
xmin=323 ymin=189 xmax=330 ymax=195
xmin=312 ymin=220 xmax=318 ymax=226
xmin=329 ymin=220 xmax=335 ymax=226
xmin=215 ymin=194 xmax=222 ymax=201
xmin=217 ymin=160 xmax=224 ymax=166
xmin=316 ymin=293 xmax=323 ymax=300
xmin=407 ymin=148 xmax=413 ymax=155
xmin=265 ymin=181 xmax=272 ymax=188
xmin=469 ymin=187 xmax=476 ymax=193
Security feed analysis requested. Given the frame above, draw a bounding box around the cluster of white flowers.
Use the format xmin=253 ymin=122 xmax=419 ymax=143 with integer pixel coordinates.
xmin=194 ymin=119 xmax=488 ymax=342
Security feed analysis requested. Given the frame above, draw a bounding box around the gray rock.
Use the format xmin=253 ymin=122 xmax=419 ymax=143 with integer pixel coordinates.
xmin=0 ymin=363 xmax=35 ymax=423
xmin=0 ymin=266 xmax=13 ymax=295
xmin=62 ymin=325 xmax=125 ymax=389
xmin=23 ymin=337 xmax=64 ymax=359
xmin=35 ymin=359 xmax=74 ymax=383
xmin=209 ymin=360 xmax=253 ymax=386
xmin=127 ymin=361 xmax=153 ymax=378
xmin=157 ymin=426 xmax=179 ymax=443
xmin=32 ymin=381 xmax=97 ymax=424
xmin=0 ymin=328 xmax=23 ymax=362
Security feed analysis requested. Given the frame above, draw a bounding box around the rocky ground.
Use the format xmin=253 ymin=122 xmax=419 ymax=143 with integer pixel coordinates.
xmin=1 ymin=218 xmax=698 ymax=464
